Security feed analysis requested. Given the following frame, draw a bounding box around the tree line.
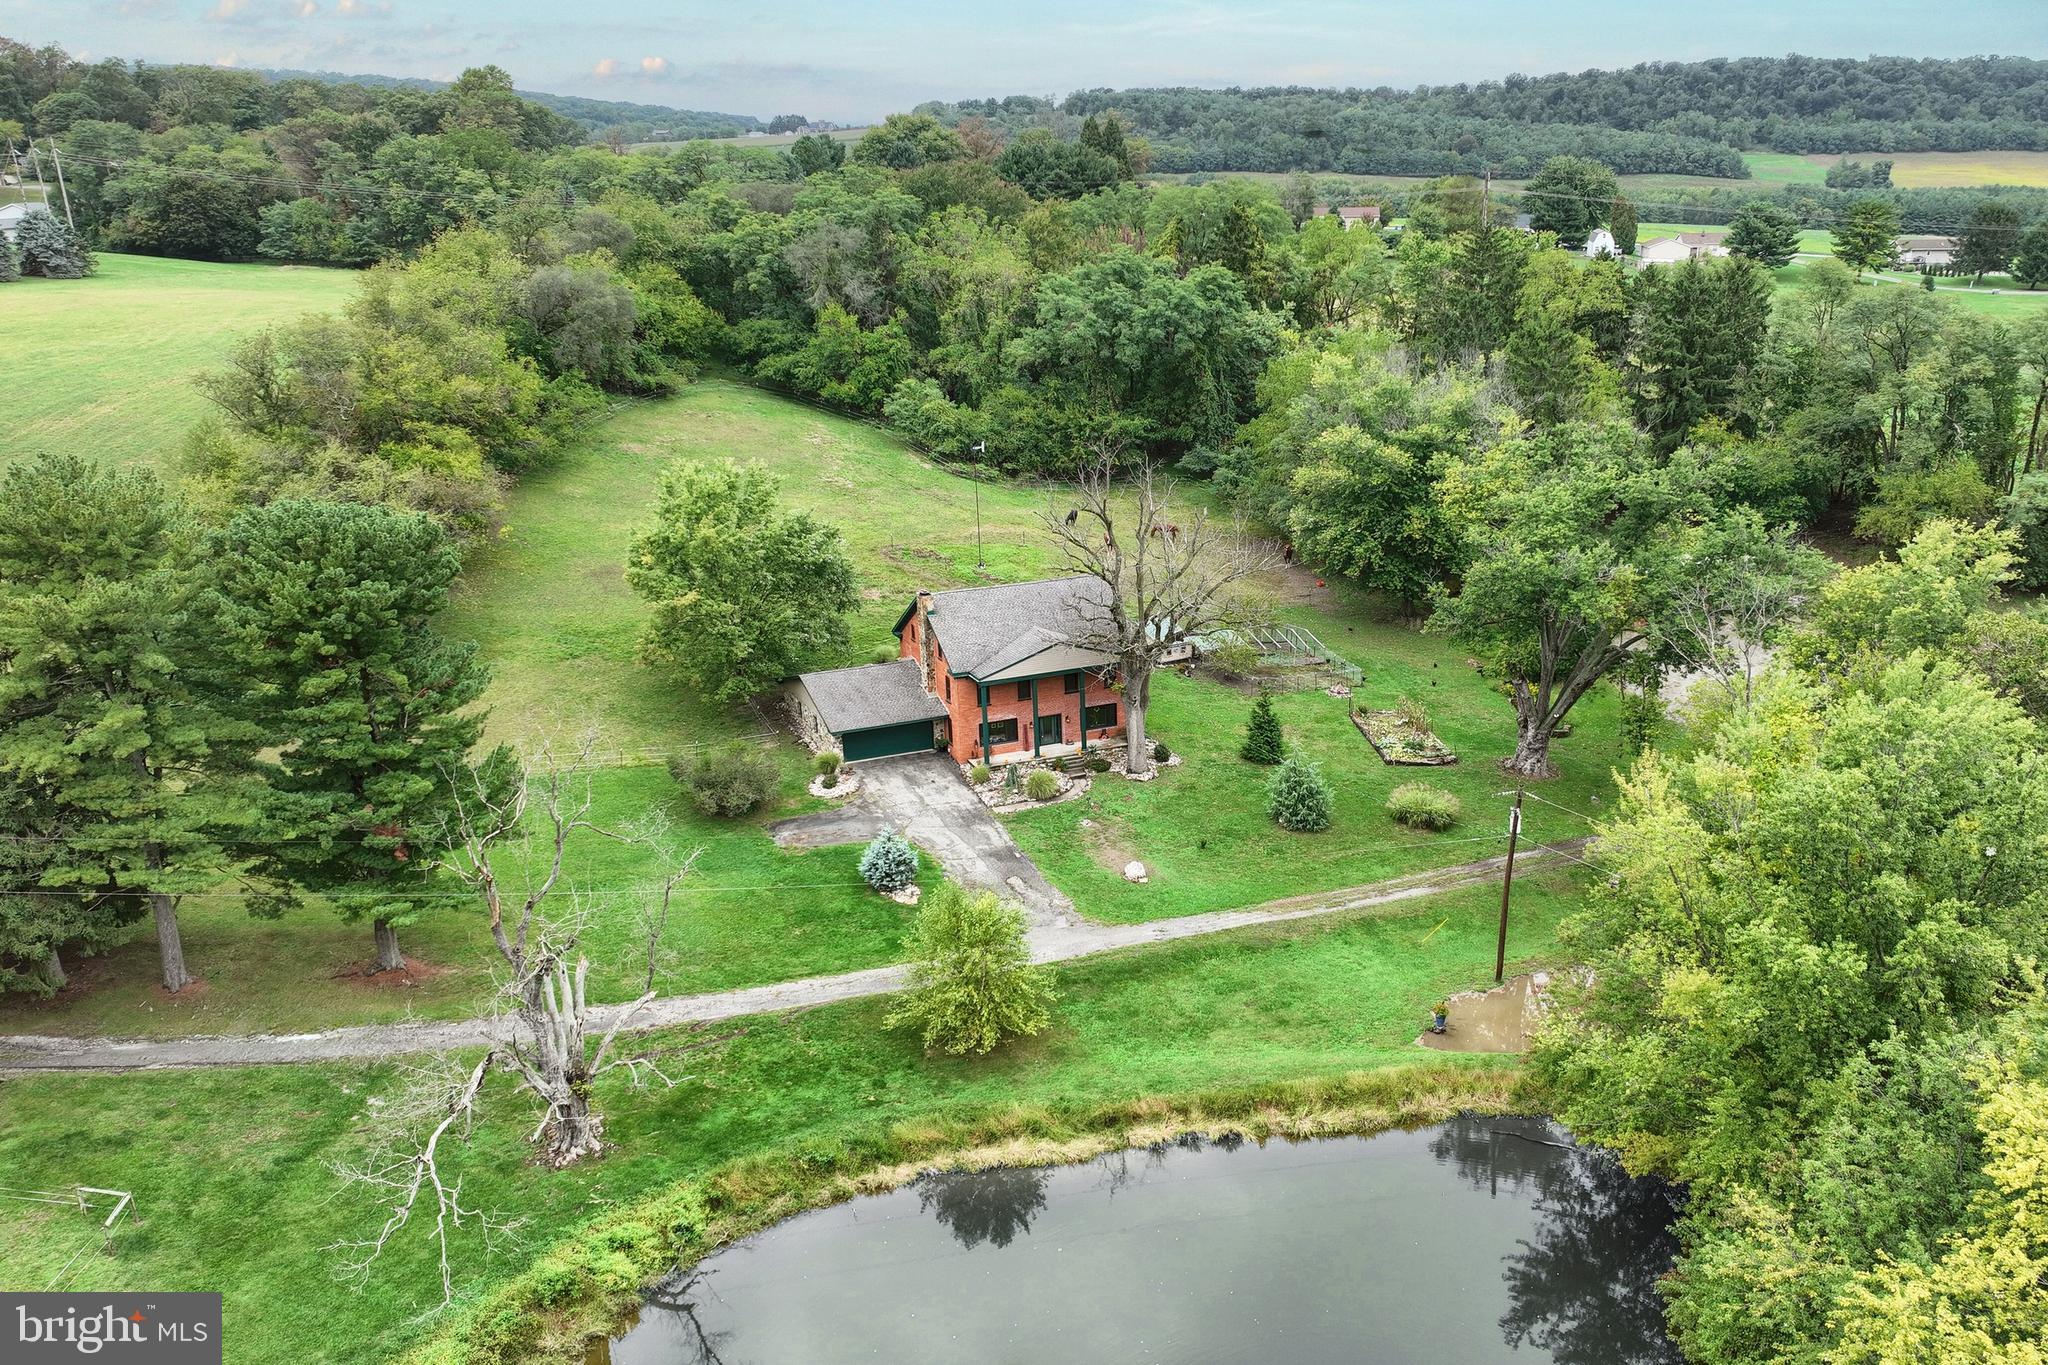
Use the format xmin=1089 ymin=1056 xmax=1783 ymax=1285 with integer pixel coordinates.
xmin=919 ymin=57 xmax=2048 ymax=176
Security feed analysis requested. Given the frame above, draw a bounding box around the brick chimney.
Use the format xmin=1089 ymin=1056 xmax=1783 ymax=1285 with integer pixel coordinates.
xmin=913 ymin=590 xmax=938 ymax=692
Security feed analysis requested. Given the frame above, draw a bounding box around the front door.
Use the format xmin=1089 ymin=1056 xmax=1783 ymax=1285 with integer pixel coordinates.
xmin=1036 ymin=713 xmax=1063 ymax=748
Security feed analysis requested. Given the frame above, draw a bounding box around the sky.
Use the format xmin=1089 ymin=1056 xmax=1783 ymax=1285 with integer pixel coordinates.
xmin=4 ymin=0 xmax=2043 ymax=123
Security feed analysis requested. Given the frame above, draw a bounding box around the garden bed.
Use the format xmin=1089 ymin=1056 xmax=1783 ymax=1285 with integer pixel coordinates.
xmin=1355 ymin=709 xmax=1458 ymax=766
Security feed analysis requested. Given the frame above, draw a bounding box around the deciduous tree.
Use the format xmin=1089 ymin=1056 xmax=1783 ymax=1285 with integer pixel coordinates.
xmin=626 ymin=460 xmax=857 ymax=703
xmin=1832 ymin=196 xmax=1902 ymax=277
xmin=1044 ymin=450 xmax=1273 ymax=776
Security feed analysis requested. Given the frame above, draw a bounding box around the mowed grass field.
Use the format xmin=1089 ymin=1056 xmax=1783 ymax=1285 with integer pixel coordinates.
xmin=2 ymin=253 xmax=355 ymax=472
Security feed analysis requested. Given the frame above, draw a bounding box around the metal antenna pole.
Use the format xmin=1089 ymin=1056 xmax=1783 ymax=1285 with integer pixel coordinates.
xmin=1496 ymin=785 xmax=1523 ymax=983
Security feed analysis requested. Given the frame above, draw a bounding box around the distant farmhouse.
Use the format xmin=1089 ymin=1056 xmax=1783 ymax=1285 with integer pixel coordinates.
xmin=787 ymin=577 xmax=1132 ymax=765
xmin=1584 ymin=227 xmax=1618 ymax=257
xmin=1639 ymin=230 xmax=1730 ymax=264
xmin=0 ymin=201 xmax=29 ymax=242
xmin=1312 ymin=204 xmax=1382 ymax=229
xmin=1896 ymin=235 xmax=1959 ymax=268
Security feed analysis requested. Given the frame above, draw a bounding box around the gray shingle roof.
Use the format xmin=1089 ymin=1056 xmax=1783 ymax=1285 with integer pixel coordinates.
xmin=795 ymin=660 xmax=948 ymax=734
xmin=915 ymin=576 xmax=1117 ymax=680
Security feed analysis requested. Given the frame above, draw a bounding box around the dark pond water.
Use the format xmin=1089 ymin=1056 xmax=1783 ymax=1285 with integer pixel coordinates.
xmin=596 ymin=1115 xmax=1682 ymax=1365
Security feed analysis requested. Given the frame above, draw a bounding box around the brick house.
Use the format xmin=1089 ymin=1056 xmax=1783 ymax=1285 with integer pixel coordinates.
xmin=786 ymin=577 xmax=1127 ymax=765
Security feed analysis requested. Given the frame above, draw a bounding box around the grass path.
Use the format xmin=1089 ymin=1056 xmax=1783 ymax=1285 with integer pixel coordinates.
xmin=1 ymin=253 xmax=355 ymax=472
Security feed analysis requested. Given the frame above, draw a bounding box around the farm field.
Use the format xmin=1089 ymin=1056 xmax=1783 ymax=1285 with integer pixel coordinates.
xmin=1803 ymin=148 xmax=2048 ymax=188
xmin=1740 ymin=150 xmax=1828 ymax=185
xmin=0 ymin=253 xmax=355 ymax=472
xmin=0 ymin=864 xmax=1585 ymax=1365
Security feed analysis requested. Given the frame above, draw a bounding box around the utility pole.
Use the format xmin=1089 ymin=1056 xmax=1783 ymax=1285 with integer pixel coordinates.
xmin=26 ymin=140 xmax=49 ymax=208
xmin=969 ymin=441 xmax=987 ymax=571
xmin=1481 ymin=166 xmax=1492 ymax=230
xmin=1495 ymin=785 xmax=1523 ymax=983
xmin=47 ymin=138 xmax=74 ymax=230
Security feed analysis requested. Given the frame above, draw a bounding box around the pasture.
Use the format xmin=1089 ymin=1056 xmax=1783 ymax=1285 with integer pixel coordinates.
xmin=0 ymin=253 xmax=355 ymax=472
xmin=1805 ymin=148 xmax=2048 ymax=188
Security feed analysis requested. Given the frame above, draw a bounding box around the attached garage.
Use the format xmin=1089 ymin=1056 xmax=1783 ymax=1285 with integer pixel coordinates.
xmin=788 ymin=660 xmax=947 ymax=762
xmin=841 ymin=719 xmax=940 ymax=761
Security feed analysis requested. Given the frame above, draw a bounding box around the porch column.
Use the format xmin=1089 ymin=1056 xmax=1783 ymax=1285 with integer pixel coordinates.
xmin=1078 ymin=670 xmax=1088 ymax=752
xmin=1030 ymin=678 xmax=1041 ymax=757
xmin=979 ymin=683 xmax=990 ymax=757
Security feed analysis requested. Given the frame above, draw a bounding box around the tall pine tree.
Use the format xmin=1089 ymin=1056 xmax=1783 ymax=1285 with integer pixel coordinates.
xmin=0 ymin=455 xmax=259 ymax=993
xmin=205 ymin=500 xmax=497 ymax=973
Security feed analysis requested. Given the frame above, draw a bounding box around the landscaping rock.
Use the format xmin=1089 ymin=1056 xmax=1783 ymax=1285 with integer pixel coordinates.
xmin=888 ymin=885 xmax=922 ymax=907
xmin=1123 ymin=860 xmax=1149 ymax=883
xmin=1326 ymin=683 xmax=1352 ymax=698
xmin=808 ymin=771 xmax=860 ymax=799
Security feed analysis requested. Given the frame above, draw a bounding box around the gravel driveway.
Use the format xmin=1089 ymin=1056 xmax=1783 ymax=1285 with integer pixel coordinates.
xmin=769 ymin=752 xmax=1077 ymax=928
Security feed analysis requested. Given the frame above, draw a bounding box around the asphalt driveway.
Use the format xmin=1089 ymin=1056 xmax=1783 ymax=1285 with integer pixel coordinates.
xmin=769 ymin=752 xmax=1077 ymax=928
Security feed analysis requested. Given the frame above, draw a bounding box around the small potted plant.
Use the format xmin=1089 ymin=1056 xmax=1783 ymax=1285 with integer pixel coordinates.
xmin=1430 ymin=1000 xmax=1449 ymax=1035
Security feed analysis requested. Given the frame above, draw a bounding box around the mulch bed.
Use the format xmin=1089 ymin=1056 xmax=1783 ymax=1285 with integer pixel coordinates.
xmin=1355 ymin=709 xmax=1458 ymax=766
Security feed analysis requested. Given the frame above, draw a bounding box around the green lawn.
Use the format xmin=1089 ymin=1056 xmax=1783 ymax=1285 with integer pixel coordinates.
xmin=0 ymin=865 xmax=1583 ymax=1365
xmin=0 ymin=253 xmax=356 ymax=473
xmin=447 ymin=378 xmax=1074 ymax=751
xmin=1776 ymin=257 xmax=2048 ymax=319
xmin=0 ymin=764 xmax=933 ymax=1038
xmin=1009 ymin=591 xmax=1621 ymax=923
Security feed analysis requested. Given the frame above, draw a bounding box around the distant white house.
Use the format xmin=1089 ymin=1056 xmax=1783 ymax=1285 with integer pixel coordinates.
xmin=1639 ymin=230 xmax=1729 ymax=265
xmin=1312 ymin=204 xmax=1382 ymax=230
xmin=1896 ymin=235 xmax=1958 ymax=268
xmin=1584 ymin=227 xmax=1618 ymax=257
xmin=0 ymin=201 xmax=30 ymax=242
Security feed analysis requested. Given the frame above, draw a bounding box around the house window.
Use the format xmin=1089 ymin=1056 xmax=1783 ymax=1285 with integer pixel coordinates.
xmin=1084 ymin=703 xmax=1118 ymax=731
xmin=1016 ymin=681 xmax=1031 ymax=702
xmin=1063 ymin=672 xmax=1080 ymax=694
xmin=944 ymin=674 xmax=952 ymax=700
xmin=984 ymin=717 xmax=1020 ymax=747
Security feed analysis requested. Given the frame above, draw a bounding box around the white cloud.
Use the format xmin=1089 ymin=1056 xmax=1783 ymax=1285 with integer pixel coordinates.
xmin=639 ymin=56 xmax=668 ymax=75
xmin=214 ymin=50 xmax=240 ymax=66
xmin=293 ymin=0 xmax=319 ymax=14
xmin=208 ymin=0 xmax=248 ymax=18
xmin=591 ymin=56 xmax=619 ymax=77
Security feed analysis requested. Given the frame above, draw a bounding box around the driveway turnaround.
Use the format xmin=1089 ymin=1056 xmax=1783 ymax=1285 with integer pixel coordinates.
xmin=0 ymin=843 xmax=1584 ymax=1072
xmin=770 ymin=752 xmax=1078 ymax=928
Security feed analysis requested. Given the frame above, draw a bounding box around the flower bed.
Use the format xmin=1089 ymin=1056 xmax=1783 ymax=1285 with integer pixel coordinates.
xmin=1355 ymin=709 xmax=1458 ymax=766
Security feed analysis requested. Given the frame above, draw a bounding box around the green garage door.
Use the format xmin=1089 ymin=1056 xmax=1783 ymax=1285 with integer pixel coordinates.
xmin=840 ymin=720 xmax=937 ymax=761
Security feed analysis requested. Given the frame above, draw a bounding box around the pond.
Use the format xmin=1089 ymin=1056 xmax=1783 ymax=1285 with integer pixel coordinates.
xmin=594 ymin=1115 xmax=1682 ymax=1365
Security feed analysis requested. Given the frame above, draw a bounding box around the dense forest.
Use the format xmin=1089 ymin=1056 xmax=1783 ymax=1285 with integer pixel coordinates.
xmin=920 ymin=54 xmax=2048 ymax=174
xmin=256 ymin=66 xmax=765 ymax=142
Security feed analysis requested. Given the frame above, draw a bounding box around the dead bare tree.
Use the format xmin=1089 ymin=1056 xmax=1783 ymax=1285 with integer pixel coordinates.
xmin=1664 ymin=547 xmax=1820 ymax=715
xmin=329 ymin=734 xmax=712 ymax=1303
xmin=1044 ymin=447 xmax=1278 ymax=776
xmin=327 ymin=1055 xmax=524 ymax=1306
xmin=435 ymin=732 xmax=702 ymax=1166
